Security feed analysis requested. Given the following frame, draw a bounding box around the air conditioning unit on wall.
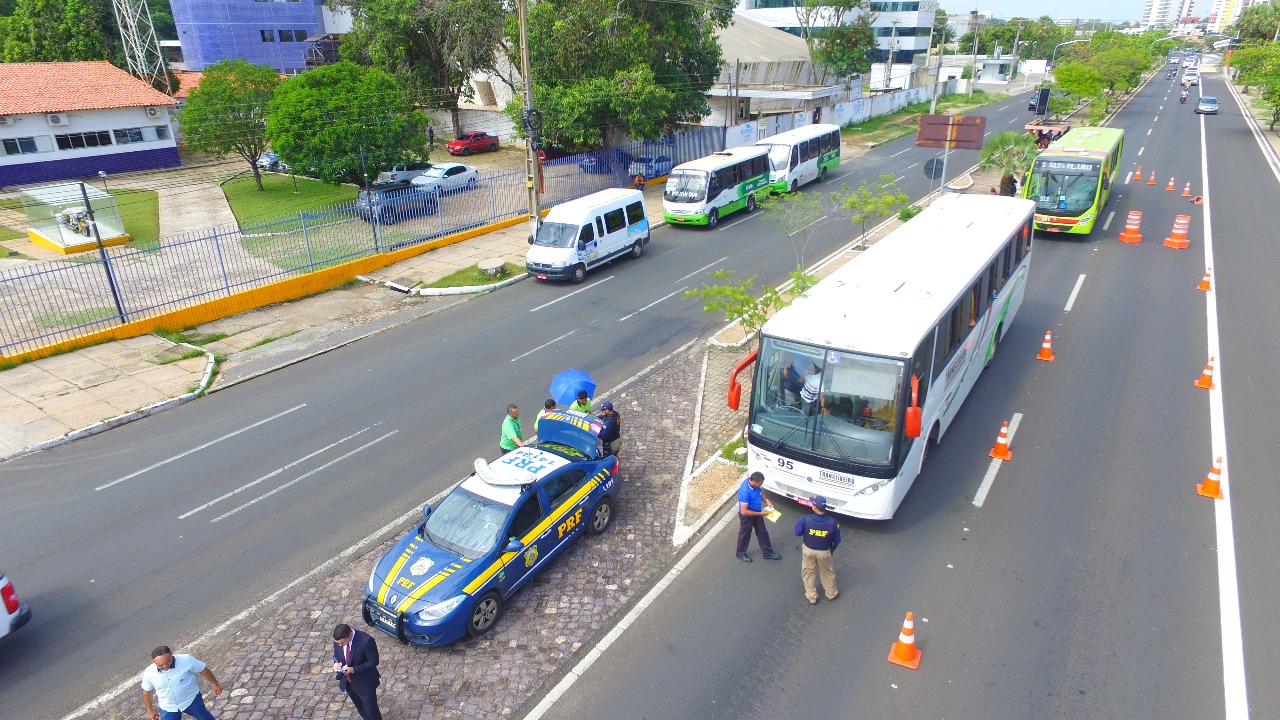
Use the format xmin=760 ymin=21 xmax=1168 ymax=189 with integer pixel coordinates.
xmin=47 ymin=113 xmax=67 ymax=126
xmin=145 ymin=107 xmax=161 ymax=119
xmin=0 ymin=116 xmax=12 ymax=126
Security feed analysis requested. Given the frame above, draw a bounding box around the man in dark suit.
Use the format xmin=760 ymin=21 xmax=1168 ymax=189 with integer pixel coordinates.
xmin=332 ymin=623 xmax=382 ymax=720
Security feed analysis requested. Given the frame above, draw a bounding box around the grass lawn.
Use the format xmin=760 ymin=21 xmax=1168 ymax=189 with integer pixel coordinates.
xmin=222 ymin=172 xmax=358 ymax=228
xmin=421 ymin=262 xmax=522 ymax=288
xmin=842 ymin=90 xmax=1003 ymax=147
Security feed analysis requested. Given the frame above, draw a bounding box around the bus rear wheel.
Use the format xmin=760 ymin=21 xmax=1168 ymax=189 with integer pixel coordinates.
xmin=746 ymin=194 xmax=756 ymax=213
xmin=819 ymin=167 xmax=828 ymax=182
xmin=707 ymin=209 xmax=719 ymax=229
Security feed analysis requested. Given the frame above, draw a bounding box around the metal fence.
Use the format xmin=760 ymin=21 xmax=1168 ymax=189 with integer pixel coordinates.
xmin=0 ymin=127 xmax=726 ymax=357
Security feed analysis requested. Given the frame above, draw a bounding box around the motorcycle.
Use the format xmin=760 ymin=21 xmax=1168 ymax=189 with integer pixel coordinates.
xmin=1180 ymin=92 xmax=1188 ymax=104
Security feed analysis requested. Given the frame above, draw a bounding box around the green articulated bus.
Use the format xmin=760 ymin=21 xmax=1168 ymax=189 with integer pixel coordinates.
xmin=1022 ymin=126 xmax=1124 ymax=235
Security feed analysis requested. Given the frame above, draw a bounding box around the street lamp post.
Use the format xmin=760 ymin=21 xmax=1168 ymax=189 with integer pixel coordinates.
xmin=1050 ymin=39 xmax=1089 ymax=67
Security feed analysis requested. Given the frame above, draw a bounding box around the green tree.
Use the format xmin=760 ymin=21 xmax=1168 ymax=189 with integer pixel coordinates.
xmin=513 ymin=66 xmax=676 ymax=148
xmin=1090 ymin=47 xmax=1146 ymax=92
xmin=684 ymin=269 xmax=785 ymax=341
xmin=978 ymin=130 xmax=1038 ymax=196
xmin=180 ymin=60 xmax=280 ymax=191
xmin=757 ymin=188 xmax=830 ymax=295
xmin=836 ymin=173 xmax=909 ymax=245
xmin=3 ymin=0 xmax=120 ymax=63
xmin=814 ymin=13 xmax=877 ymax=86
xmin=1229 ymin=3 xmax=1280 ymax=42
xmin=1051 ymin=61 xmax=1103 ymax=102
xmin=147 ymin=0 xmax=175 ymax=40
xmin=266 ymin=61 xmax=427 ymax=185
xmin=0 ymin=0 xmax=18 ymax=14
xmin=931 ymin=8 xmax=947 ymax=46
xmin=331 ymin=0 xmax=505 ymax=129
xmin=509 ymin=0 xmax=734 ymax=147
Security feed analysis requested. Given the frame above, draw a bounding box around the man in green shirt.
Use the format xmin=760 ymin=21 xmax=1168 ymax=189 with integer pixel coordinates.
xmin=499 ymin=404 xmax=523 ymax=458
xmin=569 ymin=390 xmax=592 ymax=414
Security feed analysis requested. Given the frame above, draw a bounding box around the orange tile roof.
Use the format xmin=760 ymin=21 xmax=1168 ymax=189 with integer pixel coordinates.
xmin=0 ymin=61 xmax=177 ymax=116
xmin=172 ymin=70 xmax=205 ymax=99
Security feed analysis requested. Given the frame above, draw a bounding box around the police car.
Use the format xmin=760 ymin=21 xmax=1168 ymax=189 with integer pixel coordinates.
xmin=362 ymin=410 xmax=618 ymax=646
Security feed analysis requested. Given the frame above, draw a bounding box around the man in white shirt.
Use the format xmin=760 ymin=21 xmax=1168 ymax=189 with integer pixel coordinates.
xmin=140 ymin=646 xmax=223 ymax=720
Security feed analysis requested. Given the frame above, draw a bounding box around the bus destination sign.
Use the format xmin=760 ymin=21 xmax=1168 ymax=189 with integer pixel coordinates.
xmin=1035 ymin=159 xmax=1099 ymax=173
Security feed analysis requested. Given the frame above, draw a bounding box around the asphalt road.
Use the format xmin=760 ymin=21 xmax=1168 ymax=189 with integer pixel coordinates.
xmin=0 ymin=94 xmax=1038 ymax=720
xmin=540 ymin=71 xmax=1273 ymax=718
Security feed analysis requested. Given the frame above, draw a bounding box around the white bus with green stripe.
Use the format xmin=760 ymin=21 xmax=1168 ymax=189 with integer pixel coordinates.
xmin=662 ymin=146 xmax=771 ymax=229
xmin=755 ymin=123 xmax=842 ymax=194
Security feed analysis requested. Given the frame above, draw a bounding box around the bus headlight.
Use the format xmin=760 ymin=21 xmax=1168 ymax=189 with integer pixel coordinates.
xmin=855 ymin=480 xmax=891 ymax=496
xmin=417 ymin=595 xmax=466 ymax=622
xmin=1078 ymin=212 xmax=1093 ymax=223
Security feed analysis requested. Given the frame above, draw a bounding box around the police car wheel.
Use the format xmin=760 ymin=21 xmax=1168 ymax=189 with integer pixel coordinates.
xmin=587 ymin=497 xmax=613 ymax=535
xmin=467 ymin=592 xmax=503 ymax=638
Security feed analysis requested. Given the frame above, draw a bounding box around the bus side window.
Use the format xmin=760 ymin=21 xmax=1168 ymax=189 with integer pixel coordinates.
xmin=911 ymin=334 xmax=933 ymax=408
xmin=971 ymin=277 xmax=988 ymax=324
xmin=708 ymin=173 xmax=722 ymax=195
xmin=956 ymin=288 xmax=973 ymax=338
xmin=791 ymin=147 xmax=800 ymax=170
xmin=932 ymin=317 xmax=951 ymax=383
xmin=988 ymin=261 xmax=1002 ymax=297
xmin=1002 ymin=241 xmax=1015 ymax=281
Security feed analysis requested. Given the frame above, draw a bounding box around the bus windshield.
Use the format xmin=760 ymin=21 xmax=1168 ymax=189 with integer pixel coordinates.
xmin=664 ymin=170 xmax=707 ymax=203
xmin=749 ymin=336 xmax=904 ymax=467
xmin=1025 ymin=159 xmax=1101 ymax=217
xmin=533 ymin=222 xmax=578 ymax=248
xmin=759 ymin=143 xmax=793 ymax=172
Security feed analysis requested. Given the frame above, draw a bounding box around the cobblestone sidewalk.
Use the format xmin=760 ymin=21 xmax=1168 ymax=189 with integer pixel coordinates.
xmin=96 ymin=342 xmax=706 ymax=720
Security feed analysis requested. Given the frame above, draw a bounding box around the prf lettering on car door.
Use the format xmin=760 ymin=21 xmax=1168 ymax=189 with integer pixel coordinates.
xmin=558 ymin=508 xmax=584 ymax=539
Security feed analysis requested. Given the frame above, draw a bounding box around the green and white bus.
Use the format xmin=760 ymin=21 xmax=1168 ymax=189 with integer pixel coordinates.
xmin=662 ymin=146 xmax=771 ymax=229
xmin=727 ymin=194 xmax=1036 ymax=520
xmin=1022 ymin=126 xmax=1124 ymax=235
xmin=755 ymin=123 xmax=841 ymax=194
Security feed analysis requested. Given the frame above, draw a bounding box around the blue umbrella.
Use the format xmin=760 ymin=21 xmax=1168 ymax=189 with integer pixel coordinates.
xmin=550 ymin=369 xmax=597 ymax=406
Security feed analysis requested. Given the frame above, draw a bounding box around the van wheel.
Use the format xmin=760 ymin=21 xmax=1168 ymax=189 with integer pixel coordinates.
xmin=571 ymin=264 xmax=586 ymax=284
xmin=707 ymin=209 xmax=719 ymax=229
xmin=746 ymin=194 xmax=756 ymax=213
xmin=630 ymin=241 xmax=643 ymax=259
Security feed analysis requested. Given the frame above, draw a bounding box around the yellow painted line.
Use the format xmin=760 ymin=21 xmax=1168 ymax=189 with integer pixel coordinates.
xmin=376 ymin=540 xmax=418 ymax=605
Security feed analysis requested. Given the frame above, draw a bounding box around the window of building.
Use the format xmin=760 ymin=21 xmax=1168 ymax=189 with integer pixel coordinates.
xmin=54 ymin=131 xmax=113 ymax=150
xmin=2 ymin=136 xmax=54 ymax=155
xmin=261 ymin=29 xmax=275 ymax=42
xmin=112 ymin=126 xmax=167 ymax=145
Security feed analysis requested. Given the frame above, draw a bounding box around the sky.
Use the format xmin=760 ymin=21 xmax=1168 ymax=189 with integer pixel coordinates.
xmin=952 ymin=1 xmax=1200 ymax=24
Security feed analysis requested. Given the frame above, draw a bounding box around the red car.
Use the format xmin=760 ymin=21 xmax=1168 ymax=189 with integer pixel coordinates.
xmin=447 ymin=132 xmax=500 ymax=156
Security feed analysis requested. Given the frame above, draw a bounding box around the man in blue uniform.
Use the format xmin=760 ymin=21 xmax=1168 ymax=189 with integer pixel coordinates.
xmin=795 ymin=495 xmax=841 ymax=604
xmin=736 ymin=471 xmax=780 ymax=562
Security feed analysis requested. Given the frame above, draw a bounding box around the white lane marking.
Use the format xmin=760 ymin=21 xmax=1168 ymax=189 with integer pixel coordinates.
xmin=63 ymin=338 xmax=699 ymax=720
xmin=1154 ymin=115 xmax=1159 ymax=122
xmin=620 ymin=286 xmax=688 ymax=321
xmin=1200 ymin=109 xmax=1249 ymax=720
xmin=1064 ymin=274 xmax=1086 ymax=312
xmin=178 ymin=427 xmax=374 ymax=519
xmin=210 ymin=431 xmax=398 ymax=523
xmin=678 ymin=257 xmax=729 ymax=282
xmin=904 ymin=162 xmax=919 ymax=170
xmin=1125 ymin=172 xmax=1134 ymax=184
xmin=891 ymin=148 xmax=910 ymax=157
xmin=511 ymin=327 xmax=581 ymax=362
xmin=998 ymin=105 xmax=1009 ymax=111
xmin=95 ymin=404 xmax=308 ymax=491
xmin=528 ymin=276 xmax=614 ymax=313
xmin=1103 ymin=211 xmax=1116 ymax=231
xmin=1147 ymin=128 xmax=1153 ymax=136
xmin=1138 ymin=146 xmax=1145 ymax=156
xmin=895 ymin=174 xmax=906 ymax=182
xmin=522 ymin=502 xmax=741 ymax=720
xmin=972 ymin=412 xmax=1023 ymax=507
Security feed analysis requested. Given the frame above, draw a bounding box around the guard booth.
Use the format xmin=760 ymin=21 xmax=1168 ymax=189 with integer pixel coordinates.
xmin=18 ymin=183 xmax=129 ymax=255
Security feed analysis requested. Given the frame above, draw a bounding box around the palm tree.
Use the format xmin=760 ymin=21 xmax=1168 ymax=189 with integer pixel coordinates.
xmin=978 ymin=130 xmax=1039 ymax=196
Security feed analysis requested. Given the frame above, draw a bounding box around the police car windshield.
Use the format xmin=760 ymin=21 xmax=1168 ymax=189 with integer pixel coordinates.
xmin=533 ymin=222 xmax=578 ymax=248
xmin=423 ymin=487 xmax=508 ymax=558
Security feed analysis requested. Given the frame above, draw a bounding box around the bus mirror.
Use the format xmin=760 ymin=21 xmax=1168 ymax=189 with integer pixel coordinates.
xmin=728 ymin=384 xmax=742 ymax=411
xmin=905 ymin=373 xmax=922 ymax=438
xmin=728 ymin=348 xmax=759 ymax=411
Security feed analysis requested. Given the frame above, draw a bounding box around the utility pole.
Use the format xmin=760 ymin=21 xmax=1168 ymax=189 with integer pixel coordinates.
xmin=930 ymin=24 xmax=948 ymax=115
xmin=968 ymin=9 xmax=980 ymax=99
xmin=886 ymin=20 xmax=899 ymax=90
xmin=517 ymin=0 xmax=541 ymax=242
xmin=111 ymin=0 xmax=168 ymax=90
xmin=1012 ymin=22 xmax=1022 ymax=83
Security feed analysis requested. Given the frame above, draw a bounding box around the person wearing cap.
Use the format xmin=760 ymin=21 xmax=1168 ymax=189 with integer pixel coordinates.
xmin=736 ymin=471 xmax=780 ymax=562
xmin=534 ymin=398 xmax=557 ymax=434
xmin=569 ymin=389 xmax=592 ymax=414
xmin=795 ymin=495 xmax=841 ymax=604
xmin=595 ymin=401 xmax=621 ymax=457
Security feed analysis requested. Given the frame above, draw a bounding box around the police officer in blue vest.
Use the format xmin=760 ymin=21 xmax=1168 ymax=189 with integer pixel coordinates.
xmin=794 ymin=495 xmax=841 ymax=604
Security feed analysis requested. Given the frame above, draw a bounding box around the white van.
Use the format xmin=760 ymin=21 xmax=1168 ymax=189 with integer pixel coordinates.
xmin=526 ymin=188 xmax=650 ymax=283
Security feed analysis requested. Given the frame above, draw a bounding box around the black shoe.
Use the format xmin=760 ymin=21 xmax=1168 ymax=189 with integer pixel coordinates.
xmin=736 ymin=553 xmax=752 ymax=563
xmin=762 ymin=551 xmax=782 ymax=560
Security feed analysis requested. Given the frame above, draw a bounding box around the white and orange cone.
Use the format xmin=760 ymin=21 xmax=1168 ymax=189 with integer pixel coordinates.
xmin=1197 ymin=457 xmax=1224 ymax=499
xmin=989 ymin=421 xmax=1012 ymax=461
xmin=1036 ymin=331 xmax=1055 ymax=362
xmin=1197 ymin=268 xmax=1212 ymax=291
xmin=1194 ymin=357 xmax=1215 ymax=390
xmin=888 ymin=611 xmax=922 ymax=669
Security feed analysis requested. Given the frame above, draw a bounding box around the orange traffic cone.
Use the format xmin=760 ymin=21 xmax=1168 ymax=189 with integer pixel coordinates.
xmin=1166 ymin=176 xmax=1176 ymax=191
xmin=1163 ymin=214 xmax=1191 ymax=249
xmin=1197 ymin=268 xmax=1212 ymax=291
xmin=1118 ymin=210 xmax=1143 ymax=244
xmin=1182 ymin=182 xmax=1192 ymax=197
xmin=1134 ymin=165 xmax=1143 ymax=180
xmin=1036 ymin=330 xmax=1055 ymax=362
xmin=989 ymin=421 xmax=1013 ymax=461
xmin=888 ymin=612 xmax=922 ymax=669
xmin=1197 ymin=457 xmax=1224 ymax=499
xmin=1194 ymin=356 xmax=1215 ymax=389
xmin=1146 ymin=171 xmax=1156 ymax=186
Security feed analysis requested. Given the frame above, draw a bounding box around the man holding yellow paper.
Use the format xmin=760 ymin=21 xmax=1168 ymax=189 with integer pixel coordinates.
xmin=735 ymin=471 xmax=781 ymax=563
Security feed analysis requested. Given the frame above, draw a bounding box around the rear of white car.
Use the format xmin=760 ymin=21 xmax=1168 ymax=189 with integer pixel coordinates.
xmin=1 ymin=571 xmax=31 ymax=640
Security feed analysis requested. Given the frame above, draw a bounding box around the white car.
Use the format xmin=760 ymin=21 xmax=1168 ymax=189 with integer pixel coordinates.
xmin=1 ymin=570 xmax=31 ymax=641
xmin=410 ymin=162 xmax=478 ymax=194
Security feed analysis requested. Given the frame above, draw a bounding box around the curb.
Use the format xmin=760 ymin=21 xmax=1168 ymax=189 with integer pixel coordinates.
xmin=0 ymin=340 xmax=217 ymax=463
xmin=355 ymin=271 xmax=532 ymax=296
